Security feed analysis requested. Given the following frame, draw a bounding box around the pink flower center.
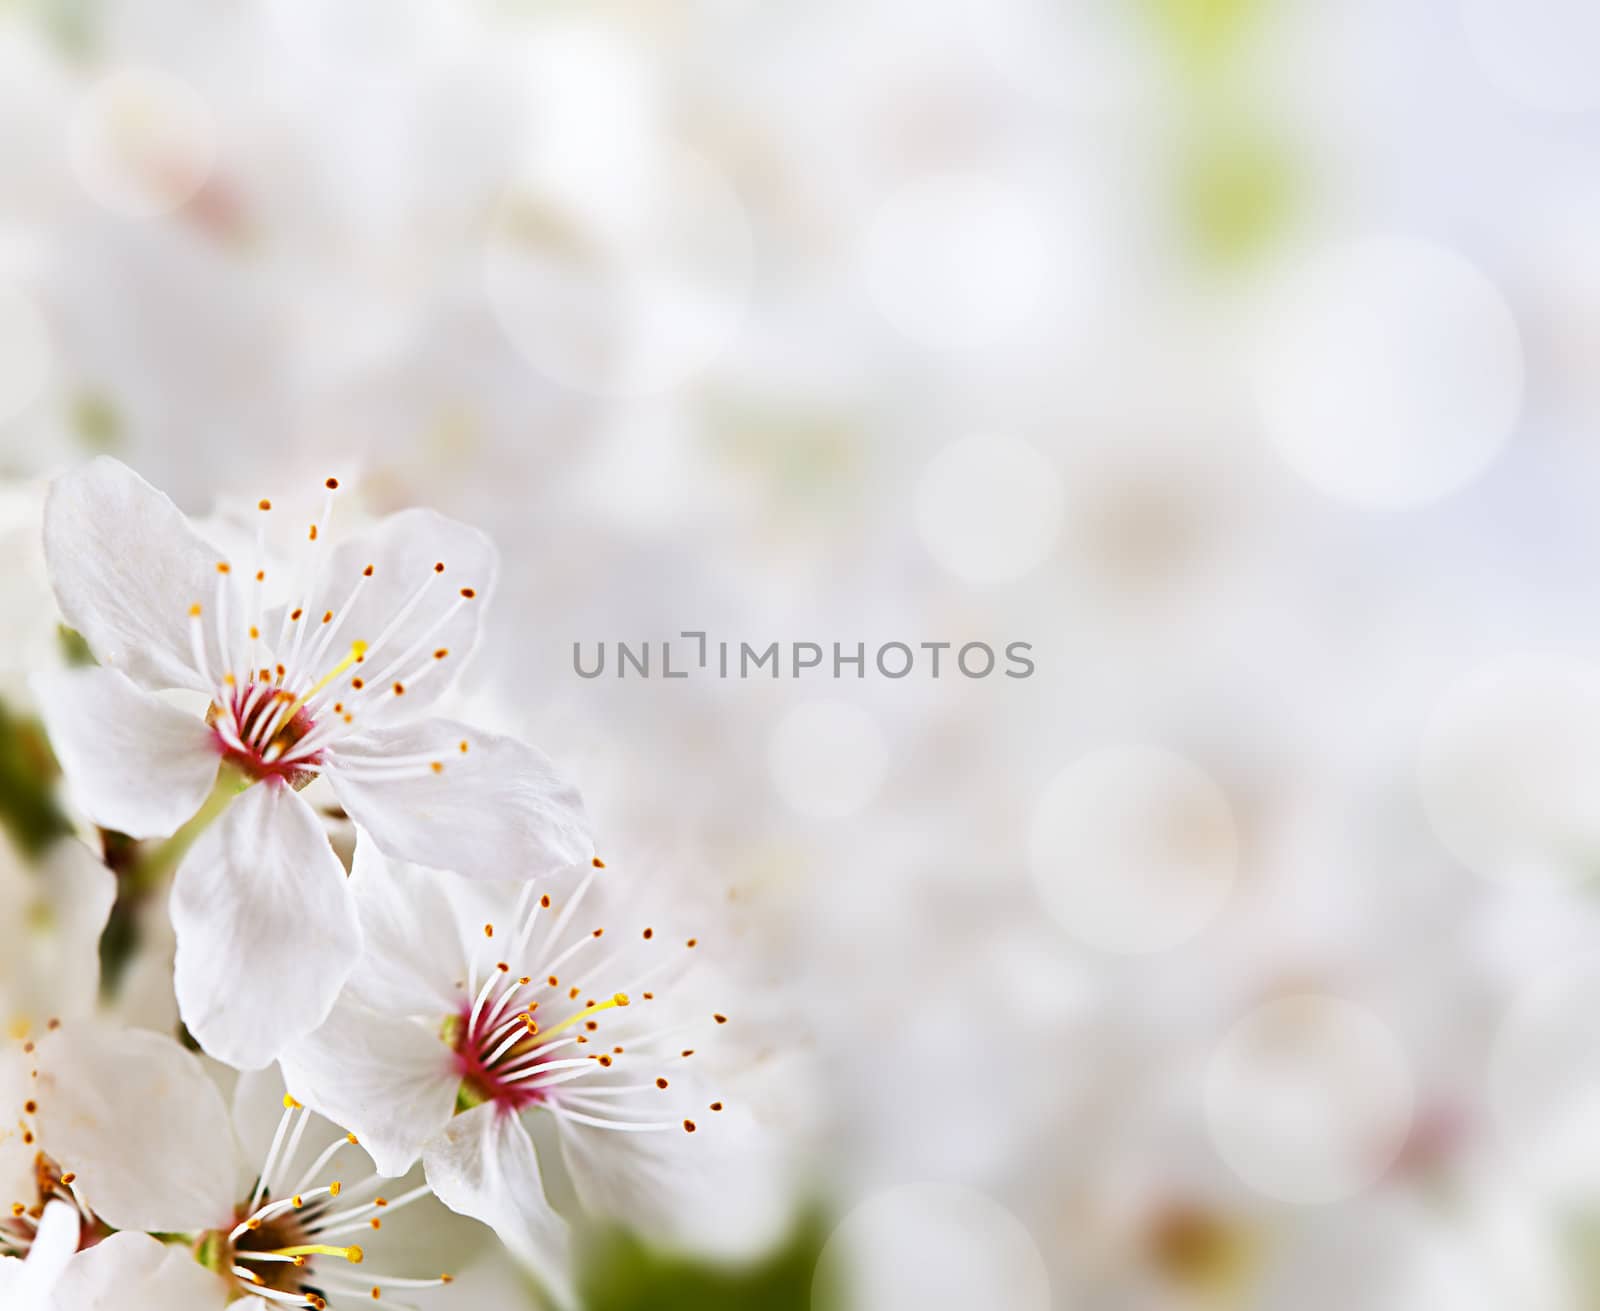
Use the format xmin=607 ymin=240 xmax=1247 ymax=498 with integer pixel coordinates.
xmin=450 ymin=997 xmax=561 ymax=1113
xmin=447 ymin=970 xmax=633 ymax=1115
xmin=206 ymin=682 xmax=324 ymax=786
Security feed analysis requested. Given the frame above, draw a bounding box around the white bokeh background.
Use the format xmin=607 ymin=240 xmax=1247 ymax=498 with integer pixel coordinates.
xmin=3 ymin=0 xmax=1600 ymax=1307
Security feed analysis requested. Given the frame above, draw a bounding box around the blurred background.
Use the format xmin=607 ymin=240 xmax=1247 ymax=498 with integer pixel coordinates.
xmin=6 ymin=0 xmax=1600 ymax=1307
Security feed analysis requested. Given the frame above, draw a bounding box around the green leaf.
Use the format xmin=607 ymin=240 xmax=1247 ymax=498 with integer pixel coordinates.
xmin=576 ymin=1215 xmax=836 ymax=1311
xmin=0 ymin=696 xmax=74 ymax=859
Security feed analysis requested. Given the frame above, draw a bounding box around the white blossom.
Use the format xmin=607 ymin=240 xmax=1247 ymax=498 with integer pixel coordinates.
xmin=33 ymin=458 xmax=589 ymax=1068
xmin=283 ymin=841 xmax=789 ymax=1305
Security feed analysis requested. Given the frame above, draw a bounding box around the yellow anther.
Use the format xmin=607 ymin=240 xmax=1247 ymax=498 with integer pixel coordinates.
xmin=281 ymin=641 xmax=368 ymax=721
xmin=273 ymin=1244 xmax=365 ymax=1264
xmin=530 ymin=994 xmax=630 ymax=1046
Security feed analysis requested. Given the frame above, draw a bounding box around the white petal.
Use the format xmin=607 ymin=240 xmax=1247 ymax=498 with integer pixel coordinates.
xmin=327 ymin=719 xmax=589 ymax=877
xmin=14 ymin=1200 xmax=77 ymax=1308
xmin=282 ymin=999 xmax=458 ymax=1178
xmin=103 ymin=894 xmax=180 ymax=1036
xmin=0 ymin=1260 xmax=34 ymax=1311
xmin=0 ymin=1048 xmax=36 ymax=1210
xmin=556 ymin=1091 xmax=790 ymax=1261
xmin=0 ymin=837 xmax=116 ymax=1028
xmin=229 ymin=1068 xmax=348 ymax=1203
xmin=32 ymin=841 xmax=116 ymax=1014
xmin=32 ymin=668 xmax=220 ymax=840
xmin=229 ymin=1066 xmax=296 ymax=1172
xmin=48 ymin=1232 xmax=228 ymax=1311
xmin=274 ymin=507 xmax=497 ymax=726
xmin=171 ymin=781 xmax=360 ymax=1069
xmin=32 ymin=1021 xmax=235 ymax=1233
xmin=43 ymin=457 xmax=221 ymax=692
xmin=341 ymin=831 xmax=473 ymax=1017
xmin=0 ymin=481 xmax=56 ymax=708
xmin=423 ymin=1106 xmax=576 ymax=1311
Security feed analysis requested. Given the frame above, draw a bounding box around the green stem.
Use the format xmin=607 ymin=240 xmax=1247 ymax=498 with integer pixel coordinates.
xmin=126 ymin=765 xmax=250 ymax=895
xmin=98 ymin=766 xmax=251 ymax=1003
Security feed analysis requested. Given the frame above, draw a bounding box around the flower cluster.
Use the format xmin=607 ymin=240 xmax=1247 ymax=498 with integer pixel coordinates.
xmin=2 ymin=460 xmax=772 ymax=1310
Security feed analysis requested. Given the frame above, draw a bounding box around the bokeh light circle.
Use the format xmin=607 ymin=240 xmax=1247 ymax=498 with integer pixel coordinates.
xmin=1491 ymin=956 xmax=1600 ymax=1202
xmin=1461 ymin=0 xmax=1600 ymax=114
xmin=970 ymin=0 xmax=1144 ymax=114
xmin=0 ymin=284 xmax=52 ymax=425
xmin=1028 ymin=745 xmax=1236 ymax=954
xmin=813 ymin=1184 xmax=1051 ymax=1311
xmin=1419 ymin=654 xmax=1600 ymax=888
xmin=484 ymin=149 xmax=754 ymax=397
xmin=915 ymin=435 xmax=1063 ymax=585
xmin=1251 ymin=236 xmax=1523 ymax=509
xmin=68 ymin=68 xmax=216 ymax=218
xmin=859 ymin=170 xmax=1056 ymax=353
xmin=262 ymin=0 xmax=473 ymax=87
xmin=1206 ymin=995 xmax=1415 ymax=1205
xmin=768 ymin=700 xmax=888 ymax=820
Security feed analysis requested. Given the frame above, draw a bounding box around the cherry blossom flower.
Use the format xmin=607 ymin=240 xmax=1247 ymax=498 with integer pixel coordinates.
xmin=32 ymin=457 xmax=589 ymax=1068
xmin=0 ymin=1020 xmax=233 ymax=1311
xmin=0 ymin=837 xmax=125 ymax=1308
xmin=1 ymin=1181 xmax=220 ymax=1311
xmin=193 ymin=1082 xmax=458 ymax=1311
xmin=4 ymin=1021 xmax=225 ymax=1244
xmin=282 ymin=840 xmax=787 ymax=1306
xmin=7 ymin=1018 xmax=457 ymax=1311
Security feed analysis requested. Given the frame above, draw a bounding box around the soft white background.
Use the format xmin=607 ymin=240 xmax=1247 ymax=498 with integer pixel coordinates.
xmin=6 ymin=0 xmax=1600 ymax=1306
